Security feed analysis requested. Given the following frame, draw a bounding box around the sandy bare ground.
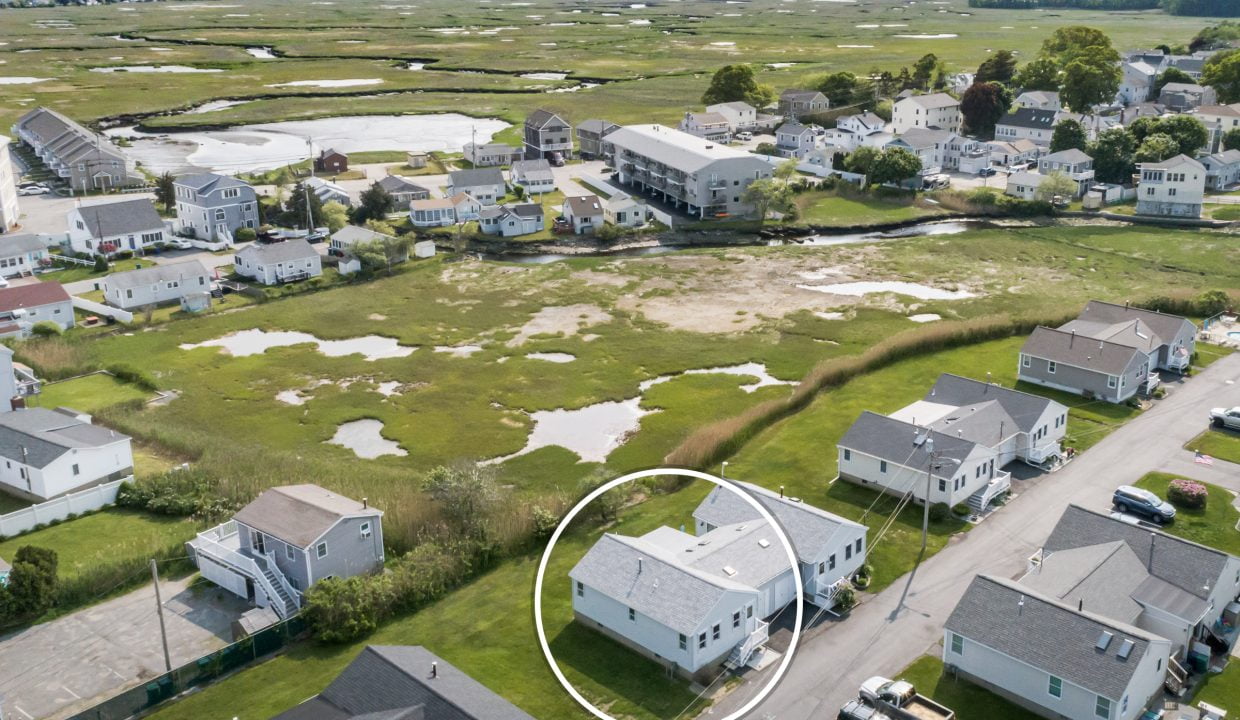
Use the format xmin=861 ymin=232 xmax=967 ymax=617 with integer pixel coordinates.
xmin=506 ymin=303 xmax=613 ymax=346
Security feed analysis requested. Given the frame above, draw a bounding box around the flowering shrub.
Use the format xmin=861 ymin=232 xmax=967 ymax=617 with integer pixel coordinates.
xmin=1168 ymin=479 xmax=1207 ymax=510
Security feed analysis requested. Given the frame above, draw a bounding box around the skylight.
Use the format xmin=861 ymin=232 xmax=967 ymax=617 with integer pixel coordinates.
xmin=758 ymin=539 xmax=770 ymax=548
xmin=723 ymin=566 xmax=737 ymax=577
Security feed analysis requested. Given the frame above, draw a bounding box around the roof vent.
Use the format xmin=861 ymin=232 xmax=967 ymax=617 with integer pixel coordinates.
xmin=736 ymin=524 xmax=747 ymax=532
xmin=723 ymin=565 xmax=737 ymax=577
xmin=1096 ymin=631 xmax=1114 ymax=651
xmin=698 ymin=539 xmax=711 ymax=546
xmin=758 ymin=538 xmax=770 ymax=548
xmin=1117 ymin=639 xmax=1134 ymax=660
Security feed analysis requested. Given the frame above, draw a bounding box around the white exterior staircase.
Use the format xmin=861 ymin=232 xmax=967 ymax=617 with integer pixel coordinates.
xmin=967 ymin=471 xmax=1011 ymax=513
xmin=725 ymin=619 xmax=770 ymax=669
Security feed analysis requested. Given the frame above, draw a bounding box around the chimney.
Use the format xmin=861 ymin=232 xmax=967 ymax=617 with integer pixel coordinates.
xmin=637 ymin=557 xmax=643 ymax=574
xmin=431 ymin=662 xmax=437 ymax=679
xmin=1125 ymin=300 xmax=1130 ymax=309
xmin=779 ymin=485 xmax=785 ymax=498
xmin=1078 ymin=598 xmax=1083 ymax=611
xmin=1070 ymin=329 xmax=1075 ymax=347
xmin=1018 ymin=595 xmax=1025 ymax=616
xmin=362 ymin=497 xmax=368 ymax=509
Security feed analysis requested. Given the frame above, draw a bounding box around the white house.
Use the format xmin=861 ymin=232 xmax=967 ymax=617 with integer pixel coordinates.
xmin=825 ymin=112 xmax=888 ymax=152
xmin=0 ymin=234 xmax=49 ymax=279
xmin=987 ymin=139 xmax=1041 ymax=168
xmin=679 ymin=111 xmax=731 ymax=143
xmin=602 ymin=191 xmax=648 ymax=228
xmin=462 ymin=142 xmax=521 ymax=168
xmin=447 ymin=169 xmax=505 ymax=206
xmin=233 ymin=240 xmax=323 ymax=285
xmin=173 ymin=173 xmax=258 ymax=243
xmin=478 ymin=204 xmax=543 ymax=237
xmin=329 ymin=225 xmax=405 ymax=274
xmin=1015 ymin=90 xmax=1062 ymax=112
xmin=409 ymin=198 xmax=456 ymax=228
xmin=891 ymin=93 xmax=961 ymax=134
xmin=1117 ymin=61 xmax=1158 ymax=106
xmin=1198 ymin=149 xmax=1240 ymax=191
xmin=373 ymin=176 xmax=429 ymax=207
xmin=707 ymin=101 xmax=757 ymax=132
xmin=450 ymin=192 xmax=483 ymax=222
xmin=67 ymin=198 xmax=166 ymax=256
xmin=0 ymin=282 xmax=73 ymax=335
xmin=0 ymin=407 xmax=133 ymax=501
xmin=1136 ymin=154 xmax=1205 ymax=218
xmin=886 ymin=128 xmax=978 ymax=175
xmin=510 ymin=159 xmax=556 ymax=196
xmin=838 ymin=374 xmax=1068 ymax=511
xmin=102 ymin=260 xmax=212 ymax=311
xmin=1005 ymin=171 xmax=1046 ymax=200
xmin=1037 ymin=148 xmax=1095 ymax=197
xmin=563 ymin=195 xmax=603 ymax=235
xmin=994 ymin=108 xmax=1058 ymax=147
xmin=1191 ymin=104 xmax=1240 ymax=152
xmin=0 ymin=136 xmax=20 ymax=233
xmin=945 ymin=575 xmax=1171 ymax=720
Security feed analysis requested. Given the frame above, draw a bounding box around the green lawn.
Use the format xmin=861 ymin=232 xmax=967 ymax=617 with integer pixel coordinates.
xmin=1210 ymin=206 xmax=1240 ymax=222
xmin=1135 ymin=472 xmax=1240 ymax=556
xmin=42 ymin=258 xmax=147 ymax=285
xmin=898 ymin=656 xmax=1043 ymax=720
xmin=0 ymin=509 xmax=197 ymax=582
xmin=1196 ymin=342 xmax=1235 ymax=369
xmin=793 ymin=190 xmax=944 ymax=228
xmin=1194 ymin=657 xmax=1240 ymax=712
xmin=36 ymin=373 xmax=150 ymax=413
xmin=1187 ymin=428 xmax=1240 ymax=466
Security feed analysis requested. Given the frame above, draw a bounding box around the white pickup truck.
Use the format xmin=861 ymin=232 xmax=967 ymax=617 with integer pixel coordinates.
xmin=859 ymin=677 xmax=956 ymax=720
xmin=1211 ymin=406 xmax=1240 ymax=431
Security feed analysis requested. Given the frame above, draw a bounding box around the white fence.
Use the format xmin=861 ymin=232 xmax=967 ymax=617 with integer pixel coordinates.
xmin=72 ymin=296 xmax=134 ymax=323
xmin=0 ymin=477 xmax=128 ymax=537
xmin=190 ymin=238 xmax=232 ymax=252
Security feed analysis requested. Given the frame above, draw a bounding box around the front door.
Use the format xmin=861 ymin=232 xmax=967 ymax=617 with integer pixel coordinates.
xmin=252 ymin=530 xmax=266 ymax=555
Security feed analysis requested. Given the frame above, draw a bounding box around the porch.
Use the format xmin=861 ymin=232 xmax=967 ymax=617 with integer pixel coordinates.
xmin=187 ymin=520 xmax=301 ymax=619
xmin=725 ymin=619 xmax=770 ymax=669
xmin=966 ymin=471 xmax=1012 ymax=513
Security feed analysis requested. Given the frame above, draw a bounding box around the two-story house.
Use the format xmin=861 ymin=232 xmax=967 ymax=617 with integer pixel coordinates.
xmin=188 ymin=484 xmax=384 ymax=618
xmin=679 ymin=111 xmax=731 ymax=143
xmin=174 ymin=173 xmax=258 ymax=243
xmin=775 ymin=122 xmax=821 ymax=159
xmin=824 ymin=112 xmax=889 ymax=152
xmin=1117 ymin=62 xmax=1158 ymax=106
xmin=994 ymin=108 xmax=1058 ymax=147
xmin=575 ymin=119 xmax=620 ymax=160
xmin=446 ymin=168 xmax=505 ymax=206
xmin=1191 ymin=104 xmax=1240 ymax=152
xmin=523 ymin=109 xmax=573 ymax=162
xmin=1199 ymin=149 xmax=1240 ymax=191
xmin=510 ymin=159 xmax=556 ymax=195
xmin=892 ymin=93 xmax=961 ymax=134
xmin=1136 ymin=154 xmax=1205 ymax=218
xmin=562 ymin=195 xmax=603 ymax=235
xmin=102 ymin=260 xmax=212 ymax=310
xmin=67 ymin=198 xmax=166 ymax=256
xmin=0 ymin=136 xmax=19 ymax=233
xmin=886 ymin=128 xmax=977 ymax=175
xmin=1015 ymin=90 xmax=1061 ymax=112
xmin=13 ymin=107 xmax=141 ymax=192
xmin=707 ymin=101 xmax=757 ymax=133
xmin=1037 ymin=148 xmax=1095 ymax=196
xmin=779 ymin=89 xmax=829 ymax=120
xmin=838 ymin=374 xmax=1069 ymax=511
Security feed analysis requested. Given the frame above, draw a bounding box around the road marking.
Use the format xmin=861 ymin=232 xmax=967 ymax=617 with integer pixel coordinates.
xmin=102 ymin=663 xmax=126 ymax=681
xmin=62 ymin=686 xmax=81 ymax=700
xmin=13 ymin=704 xmax=33 ymax=720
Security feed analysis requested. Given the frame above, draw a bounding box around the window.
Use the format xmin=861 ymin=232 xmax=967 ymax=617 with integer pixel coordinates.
xmin=1095 ymin=696 xmax=1111 ymax=719
xmin=733 ymin=611 xmax=741 ymax=628
xmin=818 ymin=561 xmax=825 ymax=575
xmin=576 ymin=581 xmax=583 ymax=597
xmin=1021 ymin=354 xmax=1031 ymax=368
xmin=1047 ymin=361 xmax=1056 ymax=374
xmin=938 ymin=479 xmax=947 ymax=492
xmin=1107 ymin=376 xmax=1117 ymax=389
xmin=360 ymin=522 xmax=372 ymax=538
xmin=699 ymin=632 xmax=707 ymax=649
xmin=843 ymin=448 xmax=851 ymax=462
xmin=855 ymin=538 xmax=862 ymax=555
xmin=829 ymin=554 xmax=836 ymax=570
xmin=287 ymin=545 xmax=296 ymax=561
xmin=316 ymin=542 xmax=328 ymax=558
xmin=746 ymin=604 xmax=753 ymax=618
xmin=845 ymin=544 xmax=852 ymax=560
xmin=712 ymin=623 xmax=720 ymax=641
xmin=880 ymin=460 xmax=888 ymax=473
xmin=1048 ymin=676 xmax=1062 ymax=698
xmin=629 ymin=607 xmax=635 ymax=622
xmin=679 ymin=633 xmax=687 ymax=650
xmin=950 ymin=633 xmax=964 ymax=655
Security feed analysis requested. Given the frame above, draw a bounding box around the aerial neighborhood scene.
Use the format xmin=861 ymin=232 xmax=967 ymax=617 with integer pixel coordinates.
xmin=2 ymin=0 xmax=1240 ymax=719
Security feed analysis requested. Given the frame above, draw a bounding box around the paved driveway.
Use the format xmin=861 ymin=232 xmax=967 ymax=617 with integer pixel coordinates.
xmin=711 ymin=354 xmax=1240 ymax=719
xmin=0 ymin=575 xmax=248 ymax=720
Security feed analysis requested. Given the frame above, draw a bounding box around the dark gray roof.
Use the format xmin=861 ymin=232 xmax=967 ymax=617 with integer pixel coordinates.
xmin=1020 ymin=326 xmax=1143 ymax=376
xmin=237 ymin=239 xmax=318 ymax=265
xmin=569 ymin=533 xmax=754 ymax=635
xmin=0 ymin=408 xmax=128 ymax=469
xmin=838 ymin=410 xmax=978 ymax=472
xmin=781 ymin=89 xmax=826 ymax=102
xmin=998 ymin=107 xmax=1057 ymax=130
xmin=925 ymin=374 xmax=1057 ymax=435
xmin=104 ymin=260 xmax=210 ymax=291
xmin=273 ymin=645 xmax=533 ymax=720
xmin=946 ymin=575 xmax=1160 ymax=700
xmin=1067 ymin=301 xmax=1194 ymax=351
xmin=376 ymin=176 xmax=428 ymax=195
xmin=234 ymin=484 xmax=379 ymax=549
xmin=577 ymin=119 xmax=618 ymax=135
xmin=1042 ymin=148 xmax=1092 ymax=164
xmin=75 ymin=199 xmax=163 ymax=238
xmin=1045 ymin=505 xmax=1231 ymax=602
xmin=509 ymin=203 xmax=543 ymax=218
xmin=174 ymin=173 xmax=248 ymax=192
xmin=525 ymin=108 xmax=569 ymax=130
xmin=0 ymin=234 xmax=46 ymax=256
xmin=332 ymin=225 xmax=392 ymax=245
xmin=694 ymin=481 xmax=863 ymax=565
xmin=448 ymin=168 xmax=504 ymax=188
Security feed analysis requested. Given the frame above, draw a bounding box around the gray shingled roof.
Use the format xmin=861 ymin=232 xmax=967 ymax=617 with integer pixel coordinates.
xmin=839 ymin=410 xmax=978 ymax=472
xmin=510 ymin=159 xmax=553 ymax=181
xmin=448 ymin=168 xmax=504 ymax=188
xmin=0 ymin=408 xmax=128 ymax=469
xmin=1020 ymin=541 xmax=1147 ymax=625
xmin=233 ymin=484 xmax=379 ymax=549
xmin=1020 ymin=326 xmax=1143 ymax=376
xmin=0 ymin=234 xmax=47 ymax=256
xmin=174 ymin=173 xmax=248 ymax=192
xmin=565 ymin=195 xmax=602 ymax=217
xmin=694 ymin=481 xmax=862 ymax=565
xmin=526 ymin=108 xmax=569 ymax=130
xmin=1044 ymin=505 xmax=1230 ymax=602
xmin=569 ymin=533 xmax=754 ymax=636
xmin=1067 ymin=301 xmax=1194 ymax=351
xmin=237 ymin=239 xmax=318 ymax=265
xmin=997 ymin=107 xmax=1057 ymax=130
xmin=75 ymin=199 xmax=163 ymax=238
xmin=104 ymin=260 xmax=210 ymax=291
xmin=606 ymin=125 xmax=760 ymax=173
xmin=577 ymin=119 xmax=615 ymax=135
xmin=273 ymin=645 xmax=534 ymax=720
xmin=332 ymin=225 xmax=393 ymax=245
xmin=376 ymin=175 xmax=428 ymax=195
xmin=1042 ymin=148 xmax=1092 ymax=164
xmin=946 ymin=575 xmax=1160 ymax=700
xmin=925 ymin=374 xmax=1056 ymax=435
xmin=902 ymin=92 xmax=959 ymax=109
xmin=1139 ymin=154 xmax=1205 ymax=172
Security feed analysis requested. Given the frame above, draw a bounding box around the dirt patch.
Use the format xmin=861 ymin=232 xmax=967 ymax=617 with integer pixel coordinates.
xmin=572 ymin=269 xmax=631 ymax=288
xmin=368 ymin=313 xmax=388 ymax=321
xmin=506 ymin=304 xmax=612 ymax=347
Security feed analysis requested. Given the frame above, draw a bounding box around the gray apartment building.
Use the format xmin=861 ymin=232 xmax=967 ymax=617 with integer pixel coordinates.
xmin=174 ymin=173 xmax=259 ymax=243
xmin=523 ymin=109 xmax=573 ymax=162
xmin=12 ymin=107 xmax=140 ymax=192
xmin=606 ymin=124 xmax=773 ymax=219
xmin=576 ymin=119 xmax=619 ymax=159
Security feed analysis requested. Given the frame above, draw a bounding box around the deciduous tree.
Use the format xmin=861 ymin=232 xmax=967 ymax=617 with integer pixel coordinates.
xmin=869 ymin=148 xmax=923 ymax=186
xmin=960 ymin=82 xmax=1012 ymax=138
xmin=1223 ymin=128 xmax=1240 ymax=151
xmin=154 ymin=172 xmax=175 ymax=213
xmin=1050 ymin=119 xmax=1089 ymax=153
xmin=740 ymin=178 xmax=793 ymax=220
xmin=702 ymin=64 xmax=774 ymax=108
xmin=1203 ymin=49 xmax=1240 ymax=104
xmin=354 ymin=183 xmax=394 ymax=224
xmin=1014 ymin=57 xmax=1060 ymax=92
xmin=1033 ymin=171 xmax=1078 ymax=203
xmin=1134 ymin=133 xmax=1181 ymax=163
xmin=976 ymin=50 xmax=1018 ymax=85
xmin=1060 ymin=47 xmax=1122 ymax=111
xmin=1088 ymin=127 xmax=1137 ymax=184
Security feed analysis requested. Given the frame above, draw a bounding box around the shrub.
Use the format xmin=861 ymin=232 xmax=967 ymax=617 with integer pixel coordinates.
xmin=927 ymin=502 xmax=952 ymax=523
xmin=235 ymin=227 xmax=257 ymax=242
xmin=0 ymin=546 xmax=58 ymax=622
xmin=834 ymin=585 xmax=857 ymax=611
xmin=92 ymin=255 xmax=108 ymax=273
xmin=952 ymin=503 xmax=971 ymax=516
xmin=1168 ymin=478 xmax=1207 ymax=509
xmin=107 ymin=364 xmax=158 ymax=392
xmin=116 ymin=469 xmax=234 ymax=520
xmin=302 ymin=575 xmax=393 ymax=643
xmin=30 ymin=321 xmax=62 ymax=337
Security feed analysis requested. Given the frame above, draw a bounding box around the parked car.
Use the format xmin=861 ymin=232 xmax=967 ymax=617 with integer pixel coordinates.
xmin=17 ymin=184 xmax=49 ymax=196
xmin=922 ymin=174 xmax=950 ymax=191
xmin=1211 ymin=406 xmax=1240 ymax=430
xmin=167 ymin=238 xmax=193 ymax=250
xmin=977 ymin=167 xmax=997 ymax=177
xmin=736 ymin=131 xmax=754 ymax=141
xmin=859 ymin=677 xmax=955 ymax=720
xmin=840 ymin=699 xmax=894 ymax=720
xmin=1007 ymin=162 xmax=1031 ymax=173
xmin=1113 ymin=485 xmax=1176 ymax=524
xmin=549 ymin=151 xmax=565 ymax=167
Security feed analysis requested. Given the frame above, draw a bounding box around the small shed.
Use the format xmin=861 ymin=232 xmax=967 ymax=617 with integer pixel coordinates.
xmin=232 ymin=606 xmax=280 ymax=640
xmin=179 ymin=291 xmax=212 ymax=314
xmin=413 ymin=239 xmax=436 ymax=259
xmin=406 ymin=151 xmax=429 ymax=169
xmin=315 ymin=149 xmax=349 ymax=174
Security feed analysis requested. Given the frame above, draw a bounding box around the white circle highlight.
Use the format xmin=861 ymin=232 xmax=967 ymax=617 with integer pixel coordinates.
xmin=532 ymin=468 xmax=803 ymax=720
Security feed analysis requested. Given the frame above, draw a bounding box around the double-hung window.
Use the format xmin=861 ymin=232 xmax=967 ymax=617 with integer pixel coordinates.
xmin=1048 ymin=676 xmax=1062 ymax=698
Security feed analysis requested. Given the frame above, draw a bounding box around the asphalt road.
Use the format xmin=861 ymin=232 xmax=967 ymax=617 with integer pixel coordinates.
xmin=710 ymin=355 xmax=1240 ymax=719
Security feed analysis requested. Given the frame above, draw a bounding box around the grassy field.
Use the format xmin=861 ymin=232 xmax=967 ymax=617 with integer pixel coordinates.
xmin=1195 ymin=659 xmax=1240 ymax=713
xmin=1195 ymin=342 xmax=1235 ymax=368
xmin=898 ymin=655 xmax=1043 ymax=720
xmin=1187 ymin=428 xmax=1240 ymax=465
xmin=42 ymin=257 xmax=147 ymax=285
xmin=35 ymin=373 xmax=150 ymax=413
xmin=794 ymin=190 xmax=944 ymax=228
xmin=1134 ymin=472 xmax=1240 ymax=555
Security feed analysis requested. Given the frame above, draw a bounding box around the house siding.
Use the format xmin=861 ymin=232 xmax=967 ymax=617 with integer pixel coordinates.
xmin=837 ymin=445 xmax=996 ymax=507
xmin=0 ymin=437 xmax=132 ymax=500
xmin=306 ymin=515 xmax=386 ymax=585
xmin=104 ymin=270 xmax=211 ymax=310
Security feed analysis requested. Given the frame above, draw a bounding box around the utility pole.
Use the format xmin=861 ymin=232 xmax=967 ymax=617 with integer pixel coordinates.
xmin=307 ymin=137 xmax=315 ymax=179
xmin=922 ymin=439 xmax=934 ymax=554
xmin=150 ymin=558 xmax=172 ymax=673
xmin=304 ymin=182 xmax=314 ymax=231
